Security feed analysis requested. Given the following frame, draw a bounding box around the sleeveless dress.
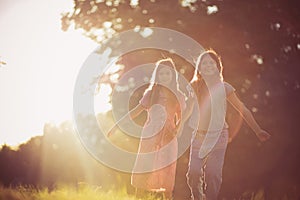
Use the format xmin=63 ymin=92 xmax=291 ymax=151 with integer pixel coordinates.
xmin=131 ymin=90 xmax=186 ymax=192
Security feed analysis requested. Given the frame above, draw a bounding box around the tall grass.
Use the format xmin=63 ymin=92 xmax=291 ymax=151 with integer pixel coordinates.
xmin=0 ymin=184 xmax=160 ymax=200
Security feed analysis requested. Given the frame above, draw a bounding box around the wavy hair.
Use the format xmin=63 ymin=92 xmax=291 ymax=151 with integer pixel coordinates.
xmin=191 ymin=49 xmax=224 ymax=83
xmin=144 ymin=58 xmax=184 ymax=106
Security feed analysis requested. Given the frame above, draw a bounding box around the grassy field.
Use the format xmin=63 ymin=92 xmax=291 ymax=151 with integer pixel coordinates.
xmin=0 ymin=184 xmax=160 ymax=200
xmin=1 ymin=184 xmax=299 ymax=200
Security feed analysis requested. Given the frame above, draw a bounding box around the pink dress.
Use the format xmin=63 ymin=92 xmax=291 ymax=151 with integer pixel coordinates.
xmin=131 ymin=90 xmax=186 ymax=192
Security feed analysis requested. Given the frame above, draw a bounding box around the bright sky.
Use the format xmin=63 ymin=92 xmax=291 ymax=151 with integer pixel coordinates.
xmin=0 ymin=0 xmax=98 ymax=146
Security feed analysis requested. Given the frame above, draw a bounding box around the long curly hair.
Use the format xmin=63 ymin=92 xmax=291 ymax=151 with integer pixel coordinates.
xmin=191 ymin=49 xmax=224 ymax=83
xmin=144 ymin=58 xmax=184 ymax=107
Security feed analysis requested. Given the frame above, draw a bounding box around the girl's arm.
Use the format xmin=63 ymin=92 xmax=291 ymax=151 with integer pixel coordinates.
xmin=181 ymin=97 xmax=195 ymax=123
xmin=181 ymin=83 xmax=198 ymax=123
xmin=227 ymin=92 xmax=271 ymax=142
xmin=129 ymin=103 xmax=145 ymax=119
xmin=107 ymin=104 xmax=145 ymax=137
xmin=176 ymin=92 xmax=196 ymax=138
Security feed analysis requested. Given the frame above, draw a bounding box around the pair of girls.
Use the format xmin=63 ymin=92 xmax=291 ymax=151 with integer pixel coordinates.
xmin=109 ymin=50 xmax=270 ymax=200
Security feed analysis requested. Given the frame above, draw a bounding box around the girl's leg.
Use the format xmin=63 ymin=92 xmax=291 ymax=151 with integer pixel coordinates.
xmin=164 ymin=190 xmax=173 ymax=200
xmin=203 ymin=131 xmax=228 ymax=200
xmin=204 ymin=148 xmax=226 ymax=200
xmin=186 ymin=139 xmax=206 ymax=200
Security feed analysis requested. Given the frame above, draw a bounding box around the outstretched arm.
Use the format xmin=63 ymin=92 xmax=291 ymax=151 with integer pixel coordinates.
xmin=227 ymin=92 xmax=271 ymax=142
xmin=107 ymin=104 xmax=145 ymax=137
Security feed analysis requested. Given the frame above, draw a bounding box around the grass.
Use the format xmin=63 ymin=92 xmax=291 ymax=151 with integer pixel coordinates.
xmin=2 ymin=184 xmax=299 ymax=200
xmin=0 ymin=184 xmax=160 ymax=200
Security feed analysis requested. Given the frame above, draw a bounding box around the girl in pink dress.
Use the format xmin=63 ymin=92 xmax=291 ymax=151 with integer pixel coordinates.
xmin=109 ymin=58 xmax=186 ymax=199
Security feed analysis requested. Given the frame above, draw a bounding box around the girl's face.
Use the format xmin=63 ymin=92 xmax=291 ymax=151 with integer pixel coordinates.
xmin=158 ymin=66 xmax=173 ymax=86
xmin=200 ymin=55 xmax=219 ymax=77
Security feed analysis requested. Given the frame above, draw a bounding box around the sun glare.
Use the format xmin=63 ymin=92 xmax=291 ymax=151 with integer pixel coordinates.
xmin=0 ymin=0 xmax=98 ymax=146
xmin=94 ymin=84 xmax=112 ymax=114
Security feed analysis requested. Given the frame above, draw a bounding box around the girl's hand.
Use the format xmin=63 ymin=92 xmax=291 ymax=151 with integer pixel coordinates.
xmin=107 ymin=126 xmax=118 ymax=138
xmin=256 ymin=130 xmax=271 ymax=142
xmin=186 ymin=84 xmax=194 ymax=98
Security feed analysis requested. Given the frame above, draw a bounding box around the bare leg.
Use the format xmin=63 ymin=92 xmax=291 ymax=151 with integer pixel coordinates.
xmin=164 ymin=190 xmax=173 ymax=200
